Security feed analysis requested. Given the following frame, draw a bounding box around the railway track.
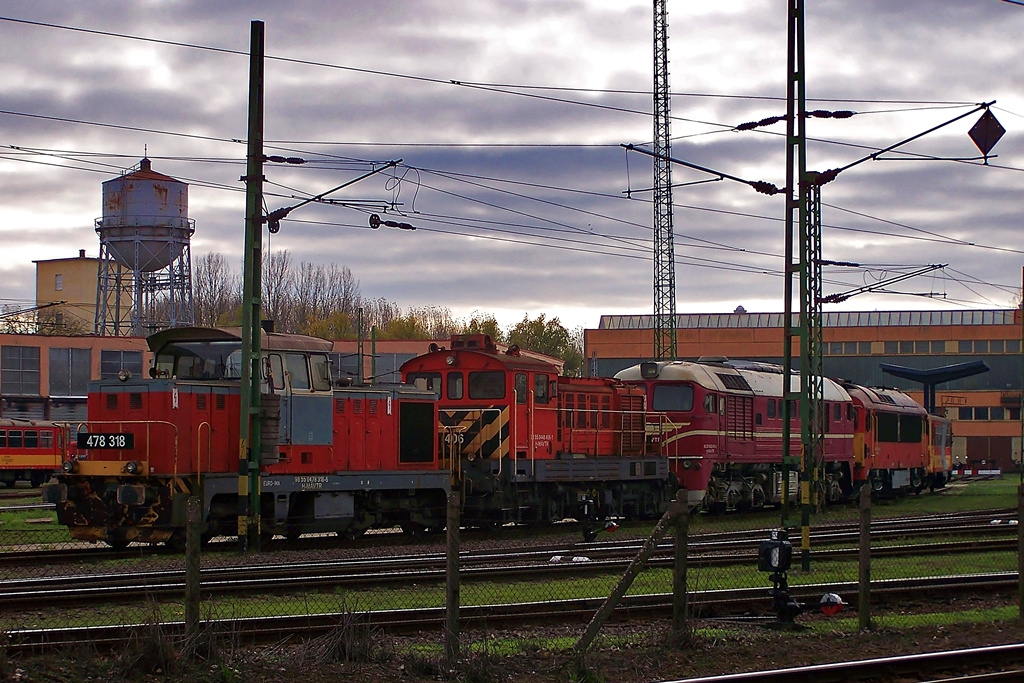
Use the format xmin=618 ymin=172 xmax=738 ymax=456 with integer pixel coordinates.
xmin=3 ymin=573 xmax=1017 ymax=656
xmin=657 ymin=644 xmax=1024 ymax=683
xmin=0 ymin=532 xmax=1015 ymax=609
xmin=0 ymin=507 xmax=1014 ymax=568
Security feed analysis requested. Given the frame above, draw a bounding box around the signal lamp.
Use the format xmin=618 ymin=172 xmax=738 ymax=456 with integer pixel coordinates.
xmin=61 ymin=459 xmax=79 ymax=474
xmin=125 ymin=460 xmax=140 ymax=475
xmin=640 ymin=362 xmax=659 ymax=379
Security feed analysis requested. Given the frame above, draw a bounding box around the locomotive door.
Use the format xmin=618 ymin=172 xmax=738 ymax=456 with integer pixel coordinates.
xmin=514 ymin=373 xmax=530 ymax=459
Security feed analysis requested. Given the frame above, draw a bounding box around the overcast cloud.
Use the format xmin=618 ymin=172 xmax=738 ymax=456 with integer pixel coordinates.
xmin=0 ymin=0 xmax=1021 ymax=330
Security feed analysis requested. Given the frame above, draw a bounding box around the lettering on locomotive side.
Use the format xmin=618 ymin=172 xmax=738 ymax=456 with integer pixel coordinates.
xmin=294 ymin=474 xmax=331 ymax=490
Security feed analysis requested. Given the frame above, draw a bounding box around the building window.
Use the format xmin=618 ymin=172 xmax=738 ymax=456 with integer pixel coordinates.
xmin=975 ymin=340 xmax=989 ymax=353
xmin=958 ymin=407 xmax=972 ymax=420
xmin=49 ymin=348 xmax=91 ymax=396
xmin=54 ymin=274 xmax=63 ymax=291
xmin=990 ymin=407 xmax=1005 ymax=421
xmin=899 ymin=341 xmax=914 ymax=354
xmin=844 ymin=342 xmax=859 ymax=354
xmin=915 ymin=341 xmax=929 ymax=353
xmin=101 ymin=350 xmax=143 ymax=381
xmin=973 ymin=407 xmax=989 ymax=421
xmin=990 ymin=340 xmax=1004 ymax=353
xmin=859 ymin=342 xmax=873 ymax=354
xmin=1008 ymin=340 xmax=1021 ymax=354
xmin=829 ymin=342 xmax=843 ymax=355
xmin=931 ymin=340 xmax=945 ymax=353
xmin=1 ymin=346 xmax=41 ymax=395
xmin=1011 ymin=407 xmax=1022 ymax=421
xmin=958 ymin=340 xmax=973 ymax=353
xmin=884 ymin=341 xmax=899 ymax=354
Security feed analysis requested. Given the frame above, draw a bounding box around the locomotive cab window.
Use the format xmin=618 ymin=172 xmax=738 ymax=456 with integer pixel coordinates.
xmin=469 ymin=371 xmax=505 ymax=400
xmin=651 ymin=384 xmax=694 ymax=412
xmin=0 ymin=430 xmax=5 ymax=447
xmin=309 ymin=354 xmax=331 ymax=391
xmin=534 ymin=375 xmax=549 ymax=404
xmin=267 ymin=354 xmax=286 ymax=391
xmin=285 ymin=353 xmax=310 ymax=391
xmin=447 ymin=372 xmax=463 ymax=400
xmin=515 ymin=373 xmax=528 ymax=404
xmin=407 ymin=372 xmax=442 ymax=399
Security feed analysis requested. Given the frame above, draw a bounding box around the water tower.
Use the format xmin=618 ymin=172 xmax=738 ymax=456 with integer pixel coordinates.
xmin=94 ymin=158 xmax=195 ymax=336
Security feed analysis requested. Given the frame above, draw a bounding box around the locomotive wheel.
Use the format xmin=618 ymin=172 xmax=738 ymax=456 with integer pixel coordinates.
xmin=401 ymin=522 xmax=427 ymax=537
xmin=910 ymin=469 xmax=924 ymax=494
xmin=750 ymin=485 xmax=766 ymax=510
xmin=165 ymin=530 xmax=186 ymax=551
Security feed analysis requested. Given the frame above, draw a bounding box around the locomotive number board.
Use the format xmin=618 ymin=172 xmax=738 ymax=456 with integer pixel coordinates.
xmin=77 ymin=433 xmax=135 ymax=449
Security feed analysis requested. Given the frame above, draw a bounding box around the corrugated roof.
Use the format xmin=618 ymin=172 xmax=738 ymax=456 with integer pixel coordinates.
xmin=598 ymin=310 xmax=1016 ymax=330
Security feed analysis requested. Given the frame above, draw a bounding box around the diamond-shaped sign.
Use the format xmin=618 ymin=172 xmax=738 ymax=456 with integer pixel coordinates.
xmin=969 ymin=110 xmax=1005 ymax=156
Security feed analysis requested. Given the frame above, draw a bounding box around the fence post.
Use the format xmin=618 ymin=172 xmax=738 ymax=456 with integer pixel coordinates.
xmin=445 ymin=489 xmax=461 ymax=669
xmin=573 ymin=494 xmax=683 ymax=658
xmin=185 ymin=496 xmax=201 ymax=646
xmin=672 ymin=490 xmax=688 ymax=632
xmin=858 ymin=483 xmax=871 ymax=630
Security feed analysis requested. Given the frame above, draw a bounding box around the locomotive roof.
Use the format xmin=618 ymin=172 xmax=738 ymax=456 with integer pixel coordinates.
xmin=401 ymin=345 xmax=561 ymax=374
xmin=615 ymin=359 xmax=851 ymax=402
xmin=842 ymin=383 xmax=926 ymax=414
xmin=147 ymin=326 xmax=334 ymax=354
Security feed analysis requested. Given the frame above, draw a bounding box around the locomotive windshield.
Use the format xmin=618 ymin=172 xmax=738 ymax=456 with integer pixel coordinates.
xmin=651 ymin=384 xmax=694 ymax=412
xmin=153 ymin=340 xmax=243 ymax=380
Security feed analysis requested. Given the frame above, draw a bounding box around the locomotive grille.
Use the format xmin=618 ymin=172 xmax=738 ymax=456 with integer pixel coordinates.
xmin=440 ymin=407 xmax=509 ymax=460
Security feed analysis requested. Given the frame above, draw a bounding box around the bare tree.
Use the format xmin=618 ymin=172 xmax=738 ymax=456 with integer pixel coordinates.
xmin=262 ymin=250 xmax=293 ymax=331
xmin=193 ymin=253 xmax=240 ymax=327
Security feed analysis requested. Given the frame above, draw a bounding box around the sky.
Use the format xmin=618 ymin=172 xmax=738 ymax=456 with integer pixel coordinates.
xmin=0 ymin=0 xmax=1022 ymax=332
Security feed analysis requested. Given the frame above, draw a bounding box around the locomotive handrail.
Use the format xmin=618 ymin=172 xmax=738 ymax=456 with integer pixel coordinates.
xmin=196 ymin=421 xmax=212 ymax=480
xmin=439 ymin=425 xmax=465 ymax=481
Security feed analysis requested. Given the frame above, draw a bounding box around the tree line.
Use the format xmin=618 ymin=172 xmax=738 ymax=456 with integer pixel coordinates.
xmin=194 ymin=251 xmax=585 ymax=375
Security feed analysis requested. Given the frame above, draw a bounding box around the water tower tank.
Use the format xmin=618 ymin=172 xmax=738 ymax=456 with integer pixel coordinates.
xmin=96 ymin=158 xmax=194 ymax=271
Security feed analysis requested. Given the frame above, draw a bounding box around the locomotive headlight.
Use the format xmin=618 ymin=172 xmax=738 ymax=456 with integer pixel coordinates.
xmin=446 ymin=355 xmax=456 ymax=366
xmin=61 ymin=459 xmax=79 ymax=474
xmin=125 ymin=460 xmax=140 ymax=475
xmin=118 ymin=369 xmax=132 ymax=382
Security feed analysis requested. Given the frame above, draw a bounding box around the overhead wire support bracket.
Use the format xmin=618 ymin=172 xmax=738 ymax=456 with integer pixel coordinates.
xmin=820 ymin=101 xmax=996 ymax=185
xmin=263 ymin=159 xmax=402 ymax=233
xmin=621 ymin=143 xmax=785 ymax=196
xmin=821 ymin=263 xmax=947 ymax=304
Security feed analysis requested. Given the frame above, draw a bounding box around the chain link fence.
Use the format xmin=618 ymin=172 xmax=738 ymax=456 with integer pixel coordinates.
xmin=0 ymin=475 xmax=1020 ymax=668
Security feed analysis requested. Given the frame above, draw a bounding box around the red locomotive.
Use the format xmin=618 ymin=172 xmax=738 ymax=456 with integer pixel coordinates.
xmin=44 ymin=327 xmax=447 ymax=548
xmin=614 ymin=358 xmax=951 ymax=511
xmin=842 ymin=383 xmax=952 ymax=494
xmin=400 ymin=334 xmax=675 ymax=526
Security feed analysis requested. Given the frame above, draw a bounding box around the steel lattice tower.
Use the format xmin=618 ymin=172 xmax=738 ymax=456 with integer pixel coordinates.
xmin=652 ymin=0 xmax=677 ymax=360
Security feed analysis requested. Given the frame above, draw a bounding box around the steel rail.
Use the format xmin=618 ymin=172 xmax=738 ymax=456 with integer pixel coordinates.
xmin=3 ymin=574 xmax=1018 ymax=657
xmin=656 ymin=643 xmax=1024 ymax=683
